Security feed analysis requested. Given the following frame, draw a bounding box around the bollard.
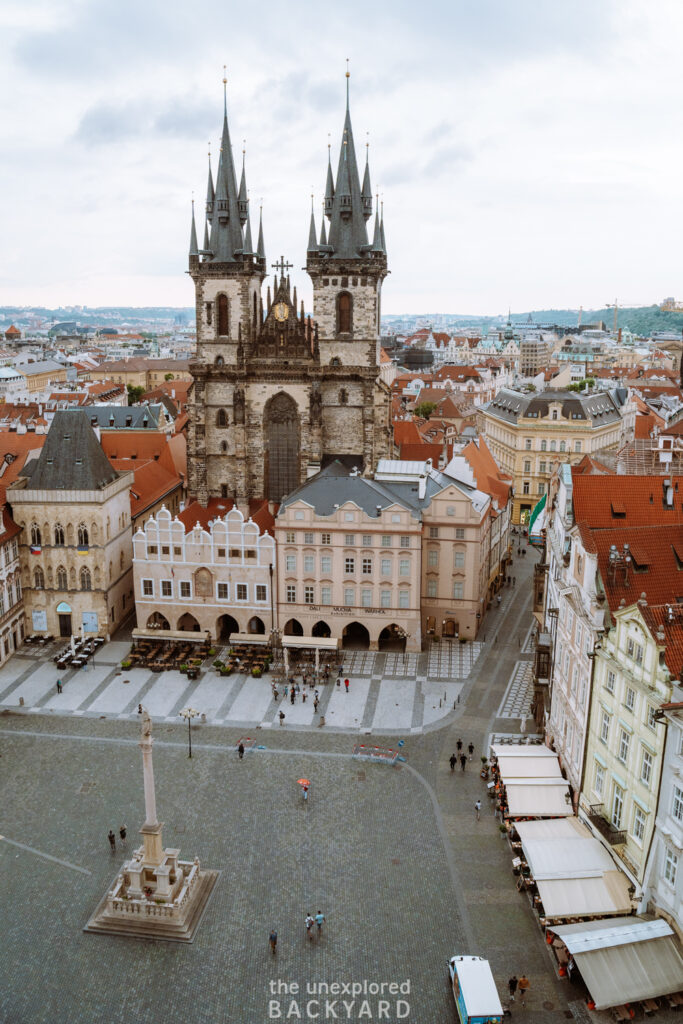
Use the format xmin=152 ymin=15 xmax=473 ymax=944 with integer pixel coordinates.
xmin=319 ymin=715 xmax=325 ymax=727
xmin=453 ymin=700 xmax=457 ymax=709
xmin=444 ymin=691 xmax=446 ymax=700
xmin=19 ymin=696 xmax=24 ymax=706
xmin=439 ymin=698 xmax=442 ymax=708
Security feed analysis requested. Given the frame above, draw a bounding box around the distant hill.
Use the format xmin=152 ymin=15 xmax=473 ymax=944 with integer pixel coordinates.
xmin=382 ymin=306 xmax=683 ymax=337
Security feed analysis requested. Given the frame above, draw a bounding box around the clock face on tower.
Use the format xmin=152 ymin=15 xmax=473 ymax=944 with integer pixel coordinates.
xmin=273 ymin=302 xmax=289 ymax=323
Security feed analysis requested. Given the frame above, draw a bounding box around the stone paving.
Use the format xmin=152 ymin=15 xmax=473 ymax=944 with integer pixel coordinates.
xmin=497 ymin=658 xmax=534 ymax=719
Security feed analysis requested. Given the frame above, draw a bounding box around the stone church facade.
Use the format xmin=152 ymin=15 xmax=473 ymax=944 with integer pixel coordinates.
xmin=187 ymin=78 xmax=393 ymax=507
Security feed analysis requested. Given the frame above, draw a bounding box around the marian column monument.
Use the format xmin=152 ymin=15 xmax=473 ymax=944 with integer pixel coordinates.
xmin=85 ymin=710 xmax=218 ymax=942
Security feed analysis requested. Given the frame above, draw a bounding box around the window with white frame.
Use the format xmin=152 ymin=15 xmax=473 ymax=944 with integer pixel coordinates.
xmin=647 ymin=705 xmax=657 ymax=730
xmin=455 ymin=527 xmax=465 ymax=539
xmin=362 ymin=558 xmax=372 ymax=574
xmin=454 ymin=550 xmax=465 ymax=569
xmin=285 ymin=554 xmax=296 ymax=572
xmin=640 ymin=748 xmax=653 ymax=787
xmin=453 ymin=581 xmax=464 ymax=600
xmin=673 ymin=785 xmax=683 ymax=823
xmin=600 ymin=710 xmax=610 ymax=744
xmin=525 ymin=438 xmax=532 ymax=450
xmin=345 ymin=534 xmax=355 ymax=545
xmin=594 ymin=761 xmax=605 ymax=797
xmin=380 ymin=590 xmax=391 ymax=607
xmin=286 ymin=585 xmax=296 ymax=603
xmin=256 ymin=585 xmax=267 ymax=602
xmin=321 ymin=586 xmax=331 ymax=605
xmin=618 ymin=729 xmax=630 ymax=764
xmin=362 ymin=535 xmax=372 ymax=546
xmin=427 ymin=580 xmax=437 ymax=598
xmin=625 ymin=687 xmax=635 ymax=711
xmin=381 ymin=558 xmax=391 ymax=576
xmin=611 ymin=783 xmax=624 ymax=829
xmin=381 ymin=535 xmax=391 ymax=547
xmin=304 ymin=586 xmax=314 ymax=605
xmin=161 ymin=580 xmax=172 ymax=597
xmin=665 ymin=847 xmax=678 ymax=886
xmin=524 ymin=460 xmax=531 ymax=473
xmin=286 ymin=531 xmax=295 ymax=543
xmin=429 ymin=526 xmax=439 ymax=538
xmin=179 ymin=581 xmax=191 ymax=598
xmin=236 ymin=584 xmax=247 ymax=600
xmin=321 ymin=533 xmax=331 ymax=545
xmin=304 ymin=532 xmax=313 ymax=544
xmin=632 ymin=806 xmax=646 ymax=843
xmin=344 ymin=587 xmax=354 ymax=605
xmin=304 ymin=555 xmax=314 ymax=573
xmin=321 ymin=555 xmax=332 ymax=574
xmin=574 ymin=440 xmax=582 ymax=453
xmin=428 ymin=550 xmax=438 ymax=568
xmin=217 ymin=583 xmax=229 ymax=600
xmin=361 ymin=589 xmax=372 ymax=607
xmin=142 ymin=579 xmax=153 ymax=596
xmin=399 ymin=559 xmax=410 ymax=576
xmin=344 ymin=557 xmax=355 ymax=575
xmin=400 ymin=536 xmax=410 ymax=548
xmin=398 ymin=589 xmax=409 ymax=609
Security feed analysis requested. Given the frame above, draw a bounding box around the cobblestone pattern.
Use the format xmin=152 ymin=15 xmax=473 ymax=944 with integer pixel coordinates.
xmin=497 ymin=660 xmax=534 ymax=719
xmin=0 ymin=717 xmax=459 ymax=1024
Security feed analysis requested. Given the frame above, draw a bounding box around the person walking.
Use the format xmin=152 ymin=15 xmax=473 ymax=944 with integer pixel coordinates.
xmin=508 ymin=976 xmax=518 ymax=1002
xmin=513 ymin=576 xmax=516 ymax=587
xmin=302 ymin=785 xmax=309 ymax=803
xmin=238 ymin=742 xmax=245 ymax=760
xmin=315 ymin=910 xmax=325 ymax=936
xmin=460 ymin=754 xmax=467 ymax=772
xmin=456 ymin=738 xmax=463 ymax=753
xmin=119 ymin=825 xmax=127 ymax=843
xmin=344 ymin=678 xmax=349 ymax=693
xmin=468 ymin=742 xmax=474 ymax=761
xmin=518 ymin=975 xmax=530 ymax=1006
xmin=278 ymin=710 xmax=285 ymax=726
xmin=313 ymin=697 xmax=319 ymax=713
xmin=107 ymin=830 xmax=116 ymax=852
xmin=449 ymin=753 xmax=457 ymax=773
xmin=56 ymin=678 xmax=62 ymax=694
xmin=302 ymin=690 xmax=307 ymax=703
xmin=269 ymin=929 xmax=278 ymax=954
xmin=283 ymin=684 xmax=288 ymax=700
xmin=305 ymin=913 xmax=314 ymax=940
xmin=474 ymin=800 xmax=481 ymax=821
xmin=290 ymin=689 xmax=295 ymax=705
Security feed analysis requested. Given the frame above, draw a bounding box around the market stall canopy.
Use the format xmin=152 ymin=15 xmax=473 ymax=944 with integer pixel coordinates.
xmin=505 ymin=778 xmax=573 ymax=818
xmin=492 ymin=744 xmax=563 ymax=780
xmin=551 ymin=917 xmax=683 ymax=1009
xmin=516 ymin=817 xmax=631 ymax=918
xmin=281 ymin=636 xmax=339 ymax=650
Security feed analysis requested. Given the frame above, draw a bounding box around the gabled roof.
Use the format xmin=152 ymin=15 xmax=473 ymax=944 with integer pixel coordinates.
xmin=85 ymin=404 xmax=168 ymax=430
xmin=23 ymin=410 xmax=119 ymax=491
xmin=177 ymin=498 xmax=274 ymax=536
xmin=460 ymin=437 xmax=513 ymax=510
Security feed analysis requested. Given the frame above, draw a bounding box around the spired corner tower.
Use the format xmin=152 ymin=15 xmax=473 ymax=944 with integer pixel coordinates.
xmin=187 ymin=75 xmax=393 ymax=507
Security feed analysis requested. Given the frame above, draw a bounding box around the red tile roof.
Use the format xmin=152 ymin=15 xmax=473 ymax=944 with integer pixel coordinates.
xmin=399 ymin=442 xmax=443 ymax=462
xmin=393 ymin=420 xmax=422 ymax=447
xmin=178 ymin=498 xmax=275 ymax=536
xmin=572 ymin=474 xmax=683 ymax=527
xmin=461 ymin=437 xmax=513 ymax=510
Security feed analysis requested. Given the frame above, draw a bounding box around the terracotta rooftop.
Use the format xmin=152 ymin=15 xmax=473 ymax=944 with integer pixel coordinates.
xmin=641 ymin=606 xmax=683 ymax=680
xmin=573 ymin=474 xmax=683 ymax=527
xmin=178 ymin=498 xmax=275 ymax=536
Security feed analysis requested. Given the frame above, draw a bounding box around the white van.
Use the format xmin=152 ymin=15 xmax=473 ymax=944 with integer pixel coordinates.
xmin=447 ymin=955 xmax=504 ymax=1024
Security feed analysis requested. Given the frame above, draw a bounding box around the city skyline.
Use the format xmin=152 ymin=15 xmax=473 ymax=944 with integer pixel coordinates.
xmin=2 ymin=0 xmax=683 ymax=313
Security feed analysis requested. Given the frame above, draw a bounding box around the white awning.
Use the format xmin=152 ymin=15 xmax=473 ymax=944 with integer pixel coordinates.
xmin=491 ymin=743 xmax=557 ymax=759
xmin=551 ymin=917 xmax=683 ymax=1009
xmin=132 ymin=628 xmax=209 ymax=643
xmin=227 ymin=633 xmax=270 ymax=645
xmin=505 ymin=778 xmax=573 ymax=818
xmin=281 ymin=636 xmax=339 ymax=650
xmin=496 ymin=755 xmax=563 ymax=779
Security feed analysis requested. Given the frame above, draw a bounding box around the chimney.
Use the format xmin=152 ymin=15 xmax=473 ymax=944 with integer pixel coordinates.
xmin=418 ymin=474 xmax=426 ymax=500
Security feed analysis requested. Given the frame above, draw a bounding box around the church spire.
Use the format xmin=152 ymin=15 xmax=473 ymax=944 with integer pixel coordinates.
xmin=243 ymin=207 xmax=254 ymax=254
xmin=324 ymin=141 xmax=334 ymax=218
xmin=206 ymin=70 xmax=245 ymax=262
xmin=361 ymin=135 xmax=372 ymax=221
xmin=307 ymin=195 xmax=318 ymax=252
xmin=319 ymin=200 xmax=327 ymax=246
xmin=322 ymin=67 xmax=371 ymax=258
xmin=205 ymin=147 xmax=214 ymax=223
xmin=257 ymin=204 xmax=266 ymax=261
xmin=238 ymin=143 xmax=248 ymax=226
xmin=189 ymin=199 xmax=199 ymax=257
xmin=372 ymin=196 xmax=382 ymax=252
xmin=380 ymin=199 xmax=386 ymax=253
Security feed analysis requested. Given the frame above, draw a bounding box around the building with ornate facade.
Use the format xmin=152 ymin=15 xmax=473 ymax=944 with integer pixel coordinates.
xmin=132 ymin=501 xmax=275 ymax=640
xmin=0 ymin=504 xmax=24 ymax=661
xmin=186 ymin=77 xmax=392 ymax=508
xmin=10 ymin=411 xmax=134 ymax=638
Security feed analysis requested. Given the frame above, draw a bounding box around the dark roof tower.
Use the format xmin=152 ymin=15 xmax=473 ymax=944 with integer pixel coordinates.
xmin=257 ymin=205 xmax=266 ymax=261
xmin=189 ymin=199 xmax=199 ymax=257
xmin=206 ymin=76 xmax=252 ymax=263
xmin=205 ymin=148 xmax=215 ymax=223
xmin=28 ymin=410 xmax=119 ymax=491
xmin=307 ymin=196 xmax=318 ymax=253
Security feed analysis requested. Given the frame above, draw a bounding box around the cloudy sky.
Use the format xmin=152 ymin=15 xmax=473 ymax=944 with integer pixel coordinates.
xmin=2 ymin=0 xmax=683 ymax=315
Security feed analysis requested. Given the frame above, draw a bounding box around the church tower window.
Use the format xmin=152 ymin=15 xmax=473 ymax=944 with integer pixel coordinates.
xmin=218 ymin=294 xmax=229 ymax=336
xmin=339 ymin=389 xmax=349 ymax=405
xmin=264 ymin=393 xmax=300 ymax=501
xmin=216 ymin=408 xmax=228 ymax=427
xmin=337 ymin=292 xmax=352 ymax=334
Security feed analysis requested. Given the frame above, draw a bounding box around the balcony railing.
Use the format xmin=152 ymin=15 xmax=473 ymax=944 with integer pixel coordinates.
xmin=588 ymin=804 xmax=627 ymax=846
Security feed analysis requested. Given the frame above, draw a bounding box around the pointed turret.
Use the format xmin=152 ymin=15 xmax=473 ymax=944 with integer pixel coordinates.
xmin=189 ymin=200 xmax=199 ymax=257
xmin=243 ymin=211 xmax=254 ymax=255
xmin=307 ymin=198 xmax=318 ymax=252
xmin=205 ymin=150 xmax=215 ymax=223
xmin=203 ymin=220 xmax=210 ymax=253
xmin=361 ymin=147 xmax=372 ymax=221
xmin=257 ymin=206 xmax=266 ymax=261
xmin=319 ymin=201 xmax=328 ymax=246
xmin=372 ymin=205 xmax=382 ymax=252
xmin=324 ymin=149 xmax=334 ymax=217
xmin=380 ymin=201 xmax=386 ymax=253
xmin=322 ymin=71 xmax=371 ymax=258
xmin=238 ymin=148 xmax=248 ymax=226
xmin=205 ymin=77 xmax=246 ymax=262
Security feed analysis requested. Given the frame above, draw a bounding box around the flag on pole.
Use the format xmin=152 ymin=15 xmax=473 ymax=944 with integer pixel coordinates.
xmin=529 ymin=493 xmax=547 ymax=539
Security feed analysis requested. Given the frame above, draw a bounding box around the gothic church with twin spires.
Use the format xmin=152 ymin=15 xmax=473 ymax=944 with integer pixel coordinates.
xmin=186 ymin=76 xmax=393 ymax=507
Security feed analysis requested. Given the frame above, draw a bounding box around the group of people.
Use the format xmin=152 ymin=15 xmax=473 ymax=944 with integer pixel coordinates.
xmin=107 ymin=825 xmax=127 ymax=850
xmin=269 ymin=911 xmax=326 ymax=953
xmin=508 ymin=974 xmax=530 ymax=1006
xmin=449 ymin=738 xmax=475 ymax=772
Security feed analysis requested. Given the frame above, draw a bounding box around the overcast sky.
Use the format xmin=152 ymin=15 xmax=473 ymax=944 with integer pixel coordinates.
xmin=2 ymin=0 xmax=683 ymax=316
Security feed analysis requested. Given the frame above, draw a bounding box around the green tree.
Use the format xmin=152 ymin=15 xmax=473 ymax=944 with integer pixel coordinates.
xmin=127 ymin=384 xmax=145 ymax=405
xmin=164 ymin=373 xmax=174 ymax=381
xmin=413 ymin=401 xmax=437 ymax=420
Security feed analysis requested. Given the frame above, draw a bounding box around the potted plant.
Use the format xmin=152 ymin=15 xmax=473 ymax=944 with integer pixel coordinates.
xmin=121 ymin=659 xmax=131 ymax=669
xmin=208 ymin=647 xmax=216 ymax=657
xmin=220 ymin=666 xmax=232 ymax=676
xmin=213 ymin=659 xmax=224 ymax=670
xmin=499 ymin=824 xmax=508 ymax=837
xmin=179 ymin=663 xmax=188 ymax=674
xmin=252 ymin=666 xmax=262 ymax=678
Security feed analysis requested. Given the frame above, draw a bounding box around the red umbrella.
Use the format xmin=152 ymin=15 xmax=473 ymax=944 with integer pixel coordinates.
xmin=297 ymin=778 xmax=310 ymax=786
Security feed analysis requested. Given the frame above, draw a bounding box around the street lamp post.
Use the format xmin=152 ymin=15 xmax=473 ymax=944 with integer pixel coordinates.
xmin=179 ymin=706 xmax=199 ymax=758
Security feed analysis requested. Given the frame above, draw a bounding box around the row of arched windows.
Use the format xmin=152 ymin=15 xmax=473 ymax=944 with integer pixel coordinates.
xmin=31 ymin=523 xmax=91 ymax=547
xmin=208 ymin=290 xmax=353 ymax=339
xmin=34 ymin=565 xmax=93 ymax=591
